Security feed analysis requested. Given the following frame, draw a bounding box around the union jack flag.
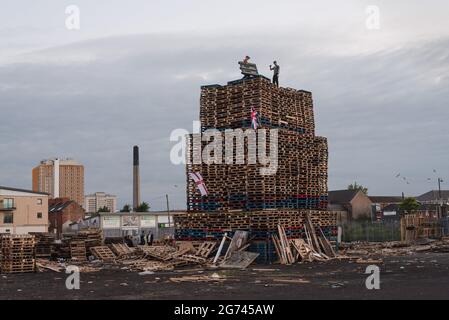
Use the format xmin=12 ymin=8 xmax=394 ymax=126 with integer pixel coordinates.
xmin=251 ymin=107 xmax=260 ymax=130
xmin=189 ymin=172 xmax=209 ymax=196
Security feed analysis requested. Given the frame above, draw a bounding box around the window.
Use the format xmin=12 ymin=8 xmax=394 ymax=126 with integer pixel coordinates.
xmin=37 ymin=212 xmax=43 ymax=219
xmin=3 ymin=213 xmax=13 ymax=224
xmin=37 ymin=199 xmax=43 ymax=205
xmin=3 ymin=199 xmax=14 ymax=209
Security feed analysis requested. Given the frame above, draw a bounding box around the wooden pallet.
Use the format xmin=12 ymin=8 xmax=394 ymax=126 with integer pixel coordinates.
xmin=139 ymin=246 xmax=177 ymax=261
xmin=70 ymin=241 xmax=87 ymax=261
xmin=90 ymin=246 xmax=116 ymax=262
xmin=195 ymin=241 xmax=216 ymax=258
xmin=110 ymin=243 xmax=133 ymax=257
xmin=177 ymin=254 xmax=207 ymax=264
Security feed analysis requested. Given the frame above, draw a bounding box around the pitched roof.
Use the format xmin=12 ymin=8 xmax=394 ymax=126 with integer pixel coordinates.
xmin=369 ymin=196 xmax=403 ymax=204
xmin=49 ymin=201 xmax=74 ymax=213
xmin=417 ymin=190 xmax=449 ymax=202
xmin=0 ymin=186 xmax=49 ymax=196
xmin=328 ymin=190 xmax=361 ymax=204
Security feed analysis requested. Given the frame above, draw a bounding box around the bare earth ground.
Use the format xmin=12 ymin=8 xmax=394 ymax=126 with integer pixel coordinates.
xmin=1 ymin=252 xmax=449 ymax=300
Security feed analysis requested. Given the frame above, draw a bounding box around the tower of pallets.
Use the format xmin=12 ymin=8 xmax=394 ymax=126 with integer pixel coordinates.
xmin=175 ymin=76 xmax=336 ymax=250
xmin=0 ymin=235 xmax=36 ymax=274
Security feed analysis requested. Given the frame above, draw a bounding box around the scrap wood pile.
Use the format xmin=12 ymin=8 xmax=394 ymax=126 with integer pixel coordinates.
xmin=0 ymin=234 xmax=36 ymax=274
xmin=64 ymin=229 xmax=103 ymax=252
xmin=30 ymin=233 xmax=55 ymax=258
xmin=272 ymin=214 xmax=336 ymax=265
xmin=341 ymin=238 xmax=449 ymax=259
xmin=52 ymin=229 xmax=103 ymax=260
xmin=37 ymin=231 xmax=261 ymax=273
xmin=117 ymin=231 xmax=260 ymax=272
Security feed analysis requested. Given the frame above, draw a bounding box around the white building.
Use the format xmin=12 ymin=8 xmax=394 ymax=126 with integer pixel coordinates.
xmin=84 ymin=192 xmax=117 ymax=213
xmin=69 ymin=211 xmax=183 ymax=240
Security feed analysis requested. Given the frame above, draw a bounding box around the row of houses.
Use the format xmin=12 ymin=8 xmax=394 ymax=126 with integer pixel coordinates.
xmin=1 ymin=185 xmax=448 ymax=236
xmin=0 ymin=186 xmax=180 ymax=239
xmin=329 ymin=190 xmax=449 ymax=222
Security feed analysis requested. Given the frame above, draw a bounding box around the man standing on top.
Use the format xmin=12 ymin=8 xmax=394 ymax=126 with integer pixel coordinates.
xmin=270 ymin=61 xmax=280 ymax=87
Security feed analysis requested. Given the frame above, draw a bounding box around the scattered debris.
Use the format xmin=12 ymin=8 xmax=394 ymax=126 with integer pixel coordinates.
xmin=273 ymin=278 xmax=310 ymax=284
xmin=355 ymin=258 xmax=383 ymax=265
xmin=169 ymin=275 xmax=227 ymax=283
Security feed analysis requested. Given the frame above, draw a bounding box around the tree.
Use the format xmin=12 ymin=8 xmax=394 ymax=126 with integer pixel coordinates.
xmin=348 ymin=181 xmax=368 ymax=195
xmin=399 ymin=197 xmax=420 ymax=214
xmin=135 ymin=202 xmax=150 ymax=212
xmin=97 ymin=206 xmax=110 ymax=213
xmin=120 ymin=204 xmax=131 ymax=213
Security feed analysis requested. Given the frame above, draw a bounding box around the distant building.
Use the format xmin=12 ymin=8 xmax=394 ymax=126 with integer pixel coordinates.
xmin=84 ymin=192 xmax=117 ymax=213
xmin=417 ymin=190 xmax=449 ymax=205
xmin=328 ymin=190 xmax=373 ymax=221
xmin=380 ymin=204 xmax=401 ymax=221
xmin=32 ymin=158 xmax=84 ymax=206
xmin=48 ymin=198 xmax=86 ymax=236
xmin=69 ymin=210 xmax=185 ymax=240
xmin=0 ymin=186 xmax=49 ymax=234
xmin=369 ymin=196 xmax=403 ymax=221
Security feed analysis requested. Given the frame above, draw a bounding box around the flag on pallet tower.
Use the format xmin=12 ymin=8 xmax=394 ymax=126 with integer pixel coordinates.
xmin=189 ymin=172 xmax=209 ymax=196
xmin=250 ymin=107 xmax=260 ymax=130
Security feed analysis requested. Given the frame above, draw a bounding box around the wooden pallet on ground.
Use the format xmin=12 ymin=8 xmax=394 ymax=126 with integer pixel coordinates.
xmin=195 ymin=241 xmax=216 ymax=258
xmin=90 ymin=246 xmax=116 ymax=262
xmin=70 ymin=241 xmax=87 ymax=261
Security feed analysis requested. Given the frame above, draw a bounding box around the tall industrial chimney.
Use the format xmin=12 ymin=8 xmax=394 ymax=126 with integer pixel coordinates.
xmin=133 ymin=146 xmax=141 ymax=210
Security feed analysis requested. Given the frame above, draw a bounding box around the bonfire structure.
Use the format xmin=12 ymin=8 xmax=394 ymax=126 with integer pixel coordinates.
xmin=175 ymin=63 xmax=337 ymax=263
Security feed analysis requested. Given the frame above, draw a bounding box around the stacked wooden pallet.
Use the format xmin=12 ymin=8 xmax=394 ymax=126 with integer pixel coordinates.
xmin=186 ymin=131 xmax=328 ymax=212
xmin=200 ymin=77 xmax=315 ymax=134
xmin=0 ymin=235 xmax=36 ymax=274
xmin=70 ymin=241 xmax=87 ymax=262
xmin=72 ymin=229 xmax=103 ymax=251
xmin=30 ymin=233 xmax=55 ymax=258
xmin=181 ymin=76 xmax=335 ymax=243
xmin=175 ymin=210 xmax=337 ymax=241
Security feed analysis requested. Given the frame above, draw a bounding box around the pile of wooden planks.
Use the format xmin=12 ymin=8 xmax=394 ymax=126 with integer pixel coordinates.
xmin=70 ymin=241 xmax=87 ymax=262
xmin=210 ymin=231 xmax=260 ymax=269
xmin=400 ymin=213 xmax=442 ymax=243
xmin=0 ymin=234 xmax=36 ymax=274
xmin=30 ymin=233 xmax=55 ymax=258
xmin=273 ymin=215 xmax=336 ymax=265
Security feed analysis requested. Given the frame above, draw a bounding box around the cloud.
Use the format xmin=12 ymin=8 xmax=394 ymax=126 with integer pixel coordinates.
xmin=0 ymin=33 xmax=448 ymax=209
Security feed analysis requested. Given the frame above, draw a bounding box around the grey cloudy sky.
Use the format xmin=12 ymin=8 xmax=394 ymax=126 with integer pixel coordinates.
xmin=1 ymin=0 xmax=448 ymax=210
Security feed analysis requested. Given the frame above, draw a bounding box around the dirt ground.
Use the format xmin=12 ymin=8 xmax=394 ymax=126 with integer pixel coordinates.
xmin=1 ymin=252 xmax=449 ymax=300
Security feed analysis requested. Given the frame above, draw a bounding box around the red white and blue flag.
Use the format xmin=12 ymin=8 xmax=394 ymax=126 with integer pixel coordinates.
xmin=251 ymin=107 xmax=259 ymax=130
xmin=189 ymin=172 xmax=209 ymax=196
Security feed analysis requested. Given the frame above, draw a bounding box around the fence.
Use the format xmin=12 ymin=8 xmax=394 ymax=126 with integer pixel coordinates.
xmin=342 ymin=221 xmax=401 ymax=242
xmin=342 ymin=217 xmax=449 ymax=243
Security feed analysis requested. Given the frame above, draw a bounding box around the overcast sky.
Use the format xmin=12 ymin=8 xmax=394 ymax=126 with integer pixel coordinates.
xmin=1 ymin=1 xmax=448 ymax=210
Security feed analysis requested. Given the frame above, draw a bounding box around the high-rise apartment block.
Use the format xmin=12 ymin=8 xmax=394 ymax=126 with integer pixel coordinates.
xmin=32 ymin=158 xmax=84 ymax=206
xmin=84 ymin=192 xmax=117 ymax=213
